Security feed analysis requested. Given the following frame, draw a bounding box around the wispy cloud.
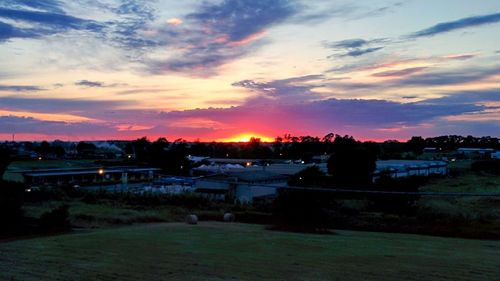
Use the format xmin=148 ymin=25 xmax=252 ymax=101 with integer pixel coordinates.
xmin=0 ymin=3 xmax=103 ymax=42
xmin=324 ymin=38 xmax=386 ymax=58
xmin=232 ymin=74 xmax=324 ymax=101
xmin=372 ymin=67 xmax=429 ymax=78
xmin=0 ymin=85 xmax=44 ymax=92
xmin=0 ymin=96 xmax=129 ymax=113
xmin=409 ymin=12 xmax=500 ymax=38
xmin=1 ymin=0 xmax=65 ymax=13
xmin=143 ymin=0 xmax=298 ymax=75
xmin=291 ymin=2 xmax=404 ymax=24
xmin=75 ymin=80 xmax=104 ymax=88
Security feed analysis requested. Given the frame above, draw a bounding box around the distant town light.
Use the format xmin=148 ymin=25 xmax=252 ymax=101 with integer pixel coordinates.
xmin=38 ymin=156 xmax=42 ymax=160
xmin=98 ymin=169 xmax=104 ymax=175
xmin=245 ymin=162 xmax=251 ymax=167
xmin=127 ymin=155 xmax=132 ymax=159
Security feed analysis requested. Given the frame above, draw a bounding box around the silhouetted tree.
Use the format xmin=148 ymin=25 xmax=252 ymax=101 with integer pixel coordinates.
xmin=407 ymin=136 xmax=426 ymax=155
xmin=288 ymin=166 xmax=326 ymax=187
xmin=327 ymin=147 xmax=376 ymax=187
xmin=76 ymin=141 xmax=97 ymax=157
xmin=0 ymin=146 xmax=12 ymax=179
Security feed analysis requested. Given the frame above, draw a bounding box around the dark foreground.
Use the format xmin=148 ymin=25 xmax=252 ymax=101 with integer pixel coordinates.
xmin=1 ymin=222 xmax=498 ymax=281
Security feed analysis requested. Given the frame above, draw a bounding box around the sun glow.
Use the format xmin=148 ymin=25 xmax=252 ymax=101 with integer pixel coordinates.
xmin=219 ymin=133 xmax=274 ymax=143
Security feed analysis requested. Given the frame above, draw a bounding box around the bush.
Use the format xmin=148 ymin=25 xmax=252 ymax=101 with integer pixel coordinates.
xmin=273 ymin=189 xmax=335 ymax=232
xmin=0 ymin=181 xmax=25 ymax=231
xmin=39 ymin=205 xmax=70 ymax=230
xmin=327 ymin=147 xmax=376 ymax=187
xmin=288 ymin=166 xmax=325 ymax=187
xmin=371 ymin=175 xmax=426 ymax=215
xmin=471 ymin=160 xmax=500 ymax=175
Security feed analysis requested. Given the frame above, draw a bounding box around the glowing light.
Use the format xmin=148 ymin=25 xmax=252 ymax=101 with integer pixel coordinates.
xmin=98 ymin=169 xmax=104 ymax=175
xmin=167 ymin=18 xmax=183 ymax=26
xmin=220 ymin=133 xmax=274 ymax=143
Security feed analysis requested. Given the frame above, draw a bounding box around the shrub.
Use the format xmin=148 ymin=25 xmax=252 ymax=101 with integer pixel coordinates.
xmin=371 ymin=175 xmax=426 ymax=215
xmin=273 ymin=189 xmax=335 ymax=232
xmin=471 ymin=160 xmax=500 ymax=175
xmin=39 ymin=205 xmax=70 ymax=230
xmin=0 ymin=181 xmax=25 ymax=231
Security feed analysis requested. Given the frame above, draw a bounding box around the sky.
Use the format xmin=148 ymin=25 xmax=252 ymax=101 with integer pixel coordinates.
xmin=0 ymin=0 xmax=499 ymax=142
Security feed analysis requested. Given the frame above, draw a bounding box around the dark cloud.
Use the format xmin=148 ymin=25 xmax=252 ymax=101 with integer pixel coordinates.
xmin=393 ymin=66 xmax=500 ymax=86
xmin=74 ymin=80 xmax=127 ymax=88
xmin=0 ymin=8 xmax=102 ymax=31
xmin=0 ymin=85 xmax=44 ymax=92
xmin=144 ymin=0 xmax=298 ymax=75
xmin=154 ymin=93 xmax=488 ymax=138
xmin=1 ymin=0 xmax=64 ymax=13
xmin=421 ymin=89 xmax=500 ymax=105
xmin=291 ymin=2 xmax=405 ymax=24
xmin=187 ymin=0 xmax=296 ymax=42
xmin=328 ymin=54 xmax=478 ymax=74
xmin=0 ymin=5 xmax=103 ymax=42
xmin=342 ymin=47 xmax=384 ymax=57
xmin=328 ymin=65 xmax=500 ymax=91
xmin=409 ymin=12 xmax=500 ymax=38
xmin=0 ymin=96 xmax=130 ymax=113
xmin=0 ymin=20 xmax=42 ymax=41
xmin=232 ymin=74 xmax=324 ymax=100
xmin=327 ymin=38 xmax=370 ymax=49
xmin=107 ymin=0 xmax=157 ymax=50
xmin=0 ymin=115 xmax=114 ymax=136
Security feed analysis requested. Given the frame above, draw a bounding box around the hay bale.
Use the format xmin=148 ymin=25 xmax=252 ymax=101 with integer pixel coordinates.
xmin=185 ymin=214 xmax=198 ymax=225
xmin=223 ymin=212 xmax=235 ymax=222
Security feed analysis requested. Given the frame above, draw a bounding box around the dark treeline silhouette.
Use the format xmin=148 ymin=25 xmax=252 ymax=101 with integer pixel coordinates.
xmin=117 ymin=134 xmax=500 ymax=176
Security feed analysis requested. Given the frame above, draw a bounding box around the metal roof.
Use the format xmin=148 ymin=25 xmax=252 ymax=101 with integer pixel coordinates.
xmin=23 ymin=167 xmax=160 ymax=177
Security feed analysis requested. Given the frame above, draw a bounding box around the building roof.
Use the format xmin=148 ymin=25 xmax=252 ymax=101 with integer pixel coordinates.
xmin=375 ymin=160 xmax=447 ymax=173
xmin=22 ymin=167 xmax=160 ymax=177
xmin=225 ymin=170 xmax=288 ymax=183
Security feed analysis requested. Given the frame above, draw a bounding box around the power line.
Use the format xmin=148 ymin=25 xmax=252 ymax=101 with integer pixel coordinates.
xmin=197 ymin=179 xmax=500 ymax=197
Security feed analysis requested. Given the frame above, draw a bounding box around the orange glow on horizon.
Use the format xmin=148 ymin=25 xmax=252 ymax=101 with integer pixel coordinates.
xmin=217 ymin=133 xmax=274 ymax=143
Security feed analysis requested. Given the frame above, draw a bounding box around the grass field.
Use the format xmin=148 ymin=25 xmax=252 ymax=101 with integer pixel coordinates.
xmin=2 ymin=160 xmax=98 ymax=182
xmin=417 ymin=165 xmax=500 ymax=234
xmin=1 ymin=223 xmax=499 ymax=281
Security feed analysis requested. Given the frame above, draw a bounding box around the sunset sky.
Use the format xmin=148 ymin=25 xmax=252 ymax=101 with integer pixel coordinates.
xmin=1 ymin=0 xmax=500 ymax=142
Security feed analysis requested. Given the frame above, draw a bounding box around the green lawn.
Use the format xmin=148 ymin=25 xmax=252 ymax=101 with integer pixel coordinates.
xmin=1 ymin=223 xmax=498 ymax=281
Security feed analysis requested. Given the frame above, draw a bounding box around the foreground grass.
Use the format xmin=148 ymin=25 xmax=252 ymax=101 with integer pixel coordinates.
xmin=23 ymin=200 xmax=194 ymax=228
xmin=1 ymin=223 xmax=499 ymax=281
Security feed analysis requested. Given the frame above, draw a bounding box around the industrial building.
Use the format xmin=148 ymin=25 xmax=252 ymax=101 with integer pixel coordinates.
xmin=8 ymin=167 xmax=160 ymax=187
xmin=373 ymin=160 xmax=448 ymax=180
